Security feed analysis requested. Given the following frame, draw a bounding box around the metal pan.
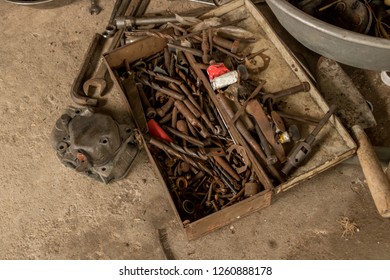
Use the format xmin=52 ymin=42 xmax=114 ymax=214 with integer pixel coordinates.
xmin=265 ymin=0 xmax=390 ymax=71
xmin=3 ymin=0 xmax=72 ymax=8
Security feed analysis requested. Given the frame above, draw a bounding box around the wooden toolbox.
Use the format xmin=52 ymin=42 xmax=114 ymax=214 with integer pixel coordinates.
xmin=104 ymin=0 xmax=356 ymax=240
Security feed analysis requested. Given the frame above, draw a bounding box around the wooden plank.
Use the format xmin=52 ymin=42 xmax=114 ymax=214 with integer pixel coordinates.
xmin=185 ymin=190 xmax=272 ymax=240
xmin=199 ymin=0 xmax=244 ymax=19
xmin=274 ymin=149 xmax=356 ymax=193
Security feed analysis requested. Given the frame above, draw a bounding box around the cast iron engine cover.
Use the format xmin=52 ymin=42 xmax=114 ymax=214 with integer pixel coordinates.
xmin=51 ymin=107 xmax=139 ymax=183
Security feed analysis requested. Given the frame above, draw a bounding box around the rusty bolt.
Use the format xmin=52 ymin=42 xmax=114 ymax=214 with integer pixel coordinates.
xmin=157 ymin=97 xmax=175 ymax=117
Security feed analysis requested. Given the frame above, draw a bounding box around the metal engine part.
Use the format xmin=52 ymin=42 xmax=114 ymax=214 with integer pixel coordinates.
xmin=51 ymin=107 xmax=139 ymax=183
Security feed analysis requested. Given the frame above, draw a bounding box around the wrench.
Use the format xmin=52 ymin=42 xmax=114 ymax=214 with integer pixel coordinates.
xmin=90 ymin=0 xmax=102 ymax=15
xmin=102 ymin=0 xmax=125 ymax=38
xmin=72 ymin=0 xmax=148 ymax=106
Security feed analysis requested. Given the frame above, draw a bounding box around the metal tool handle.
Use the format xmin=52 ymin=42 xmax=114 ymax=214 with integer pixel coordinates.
xmin=282 ymin=104 xmax=336 ymax=175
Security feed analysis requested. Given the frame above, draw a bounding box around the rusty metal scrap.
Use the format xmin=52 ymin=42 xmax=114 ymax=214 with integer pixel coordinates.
xmin=72 ymin=6 xmax=337 ymax=224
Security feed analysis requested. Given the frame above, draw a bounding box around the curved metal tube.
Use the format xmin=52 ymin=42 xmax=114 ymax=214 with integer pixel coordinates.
xmin=265 ymin=0 xmax=390 ymax=71
xmin=4 ymin=0 xmax=53 ymax=4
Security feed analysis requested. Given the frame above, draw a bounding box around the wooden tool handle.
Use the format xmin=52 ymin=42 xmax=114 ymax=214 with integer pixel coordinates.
xmin=352 ymin=125 xmax=390 ymax=218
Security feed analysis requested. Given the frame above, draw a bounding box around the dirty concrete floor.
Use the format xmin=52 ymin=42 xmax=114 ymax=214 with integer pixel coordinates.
xmin=0 ymin=0 xmax=389 ymax=260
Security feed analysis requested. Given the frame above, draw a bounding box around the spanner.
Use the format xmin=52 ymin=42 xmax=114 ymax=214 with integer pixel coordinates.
xmin=71 ymin=0 xmax=149 ymax=106
xmin=102 ymin=0 xmax=124 ymax=38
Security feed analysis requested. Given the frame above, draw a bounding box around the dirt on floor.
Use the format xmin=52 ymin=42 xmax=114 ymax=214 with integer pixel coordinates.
xmin=0 ymin=0 xmax=389 ymax=260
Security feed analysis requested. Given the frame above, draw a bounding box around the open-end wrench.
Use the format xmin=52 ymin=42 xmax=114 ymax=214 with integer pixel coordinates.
xmin=71 ymin=0 xmax=149 ymax=106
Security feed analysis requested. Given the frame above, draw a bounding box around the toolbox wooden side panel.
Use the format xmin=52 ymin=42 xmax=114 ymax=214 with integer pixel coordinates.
xmin=185 ymin=190 xmax=272 ymax=240
xmin=275 ymin=149 xmax=355 ymax=193
xmin=103 ymin=64 xmax=138 ymax=129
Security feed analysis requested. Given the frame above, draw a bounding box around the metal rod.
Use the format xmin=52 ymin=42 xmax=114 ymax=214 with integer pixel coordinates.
xmin=167 ymin=43 xmax=204 ymax=57
xmin=175 ymin=100 xmax=210 ymax=138
xmin=139 ymin=76 xmax=185 ymax=101
xmin=163 ymin=126 xmax=205 ymax=147
xmin=276 ymin=111 xmax=320 ymax=126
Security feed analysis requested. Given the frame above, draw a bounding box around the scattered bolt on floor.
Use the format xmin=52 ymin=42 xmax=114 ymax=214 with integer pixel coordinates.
xmin=338 ymin=216 xmax=359 ymax=239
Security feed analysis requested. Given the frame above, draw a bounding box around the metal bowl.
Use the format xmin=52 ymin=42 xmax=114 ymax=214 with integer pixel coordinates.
xmin=3 ymin=0 xmax=72 ymax=8
xmin=265 ymin=0 xmax=390 ymax=71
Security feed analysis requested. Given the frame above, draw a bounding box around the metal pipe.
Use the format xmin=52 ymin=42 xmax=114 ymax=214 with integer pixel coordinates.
xmin=276 ymin=111 xmax=320 ymax=126
xmin=116 ymin=15 xmax=179 ymax=29
xmin=262 ymin=82 xmax=310 ymax=103
xmin=157 ymin=97 xmax=175 ymax=118
xmin=163 ymin=125 xmax=205 ymax=147
xmin=212 ymin=36 xmax=240 ymax=53
xmin=213 ymin=44 xmax=244 ymax=61
xmin=212 ymin=156 xmax=240 ymax=181
xmin=255 ymin=123 xmax=278 ymax=165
